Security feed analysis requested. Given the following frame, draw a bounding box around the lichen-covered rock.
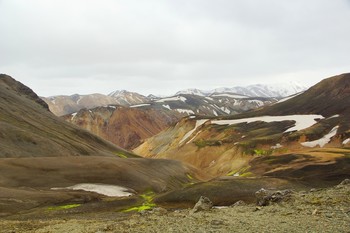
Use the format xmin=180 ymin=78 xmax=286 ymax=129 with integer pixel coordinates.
xmin=191 ymin=196 xmax=213 ymax=213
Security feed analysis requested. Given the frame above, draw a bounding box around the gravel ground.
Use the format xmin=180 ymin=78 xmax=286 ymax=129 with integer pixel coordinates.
xmin=0 ymin=183 xmax=349 ymax=233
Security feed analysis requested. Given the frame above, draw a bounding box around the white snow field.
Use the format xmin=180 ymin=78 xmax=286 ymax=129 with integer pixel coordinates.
xmin=211 ymin=115 xmax=324 ymax=133
xmin=52 ymin=183 xmax=134 ymax=197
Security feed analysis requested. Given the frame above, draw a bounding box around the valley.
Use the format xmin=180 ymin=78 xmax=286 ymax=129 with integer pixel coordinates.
xmin=0 ymin=73 xmax=349 ymax=232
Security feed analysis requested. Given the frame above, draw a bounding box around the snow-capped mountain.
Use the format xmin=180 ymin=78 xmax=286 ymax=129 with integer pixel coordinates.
xmin=177 ymin=82 xmax=307 ymax=98
xmin=175 ymin=88 xmax=210 ymax=97
xmin=217 ymin=82 xmax=307 ymax=98
xmin=108 ymin=90 xmax=150 ymax=105
xmin=130 ymin=94 xmax=276 ymax=117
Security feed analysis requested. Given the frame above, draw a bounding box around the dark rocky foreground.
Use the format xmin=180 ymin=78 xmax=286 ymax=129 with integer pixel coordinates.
xmin=0 ymin=180 xmax=349 ymax=233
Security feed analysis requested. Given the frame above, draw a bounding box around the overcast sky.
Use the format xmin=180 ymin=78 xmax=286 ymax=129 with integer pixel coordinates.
xmin=1 ymin=0 xmax=349 ymax=97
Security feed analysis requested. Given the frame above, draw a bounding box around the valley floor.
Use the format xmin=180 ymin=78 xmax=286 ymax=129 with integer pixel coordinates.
xmin=1 ymin=182 xmax=349 ymax=233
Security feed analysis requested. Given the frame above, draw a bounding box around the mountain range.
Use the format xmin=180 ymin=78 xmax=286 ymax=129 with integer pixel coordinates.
xmin=42 ymin=82 xmax=306 ymax=116
xmin=176 ymin=81 xmax=306 ymax=97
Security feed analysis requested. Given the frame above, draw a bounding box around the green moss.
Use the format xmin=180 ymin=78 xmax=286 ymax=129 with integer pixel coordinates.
xmin=226 ymin=166 xmax=250 ymax=177
xmin=194 ymin=139 xmax=207 ymax=148
xmin=123 ymin=204 xmax=156 ymax=212
xmin=194 ymin=139 xmax=222 ymax=149
xmin=253 ymin=149 xmax=273 ymax=156
xmin=240 ymin=172 xmax=254 ymax=177
xmin=114 ymin=152 xmax=127 ymax=158
xmin=47 ymin=204 xmax=81 ymax=211
xmin=226 ymin=170 xmax=237 ymax=176
xmin=186 ymin=173 xmax=194 ymax=180
xmin=122 ymin=190 xmax=156 ymax=213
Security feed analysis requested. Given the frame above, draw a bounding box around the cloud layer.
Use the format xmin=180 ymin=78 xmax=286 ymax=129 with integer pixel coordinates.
xmin=1 ymin=0 xmax=349 ymax=96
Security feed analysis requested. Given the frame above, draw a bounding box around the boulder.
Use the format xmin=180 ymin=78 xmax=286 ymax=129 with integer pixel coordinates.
xmin=255 ymin=188 xmax=293 ymax=206
xmin=191 ymin=196 xmax=213 ymax=213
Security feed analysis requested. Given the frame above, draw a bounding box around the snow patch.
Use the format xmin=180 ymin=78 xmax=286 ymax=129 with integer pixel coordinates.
xmin=277 ymin=92 xmax=302 ymax=103
xmin=343 ymin=138 xmax=350 ymax=145
xmin=76 ymin=96 xmax=83 ymax=105
xmin=248 ymin=100 xmax=264 ymax=107
xmin=211 ymin=115 xmax=324 ymax=133
xmin=52 ymin=183 xmax=133 ymax=197
xmin=213 ymin=110 xmax=218 ymax=116
xmin=220 ymin=107 xmax=230 ymax=114
xmin=301 ymin=126 xmax=338 ymax=148
xmin=162 ymin=104 xmax=171 ymax=110
xmin=211 ymin=93 xmax=248 ymax=99
xmin=156 ymin=96 xmax=187 ymax=103
xmin=71 ymin=112 xmax=77 ymax=120
xmin=176 ymin=109 xmax=195 ymax=115
xmin=328 ymin=114 xmax=340 ymax=119
xmin=130 ymin=103 xmax=150 ymax=108
xmin=271 ymin=143 xmax=283 ymax=149
xmin=179 ymin=119 xmax=208 ymax=144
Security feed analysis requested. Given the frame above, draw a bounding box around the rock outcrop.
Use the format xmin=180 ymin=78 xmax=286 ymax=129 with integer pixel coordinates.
xmin=191 ymin=196 xmax=213 ymax=213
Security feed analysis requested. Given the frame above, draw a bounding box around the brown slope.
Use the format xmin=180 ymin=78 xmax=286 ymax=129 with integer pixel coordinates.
xmin=63 ymin=106 xmax=179 ymax=150
xmin=0 ymin=74 xmax=134 ymax=158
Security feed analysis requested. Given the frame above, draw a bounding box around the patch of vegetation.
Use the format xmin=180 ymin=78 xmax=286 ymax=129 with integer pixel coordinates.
xmin=114 ymin=152 xmax=127 ymax=158
xmin=186 ymin=173 xmax=194 ymax=180
xmin=47 ymin=204 xmax=81 ymax=211
xmin=240 ymin=172 xmax=254 ymax=177
xmin=226 ymin=166 xmax=251 ymax=177
xmin=122 ymin=190 xmax=156 ymax=212
xmin=193 ymin=139 xmax=222 ymax=149
xmin=253 ymin=149 xmax=273 ymax=156
xmin=226 ymin=170 xmax=238 ymax=176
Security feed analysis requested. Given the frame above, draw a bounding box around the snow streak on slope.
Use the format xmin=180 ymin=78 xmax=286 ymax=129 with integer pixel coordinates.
xmin=211 ymin=93 xmax=248 ymax=99
xmin=176 ymin=109 xmax=195 ymax=115
xmin=52 ymin=183 xmax=133 ymax=197
xmin=343 ymin=138 xmax=350 ymax=145
xmin=211 ymin=115 xmax=324 ymax=133
xmin=156 ymin=96 xmax=187 ymax=103
xmin=130 ymin=104 xmax=151 ymax=108
xmin=179 ymin=119 xmax=208 ymax=144
xmin=301 ymin=126 xmax=339 ymax=148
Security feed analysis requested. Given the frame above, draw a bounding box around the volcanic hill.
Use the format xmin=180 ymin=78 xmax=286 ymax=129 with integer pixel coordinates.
xmin=134 ymin=73 xmax=350 ymax=184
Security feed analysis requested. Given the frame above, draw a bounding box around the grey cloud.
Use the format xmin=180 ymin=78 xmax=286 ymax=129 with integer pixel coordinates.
xmin=0 ymin=0 xmax=349 ymax=96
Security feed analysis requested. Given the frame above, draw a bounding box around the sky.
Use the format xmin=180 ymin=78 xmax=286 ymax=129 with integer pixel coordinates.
xmin=1 ymin=0 xmax=349 ymax=97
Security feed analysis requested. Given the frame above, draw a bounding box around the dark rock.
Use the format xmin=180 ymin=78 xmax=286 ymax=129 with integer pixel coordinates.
xmin=255 ymin=188 xmax=293 ymax=206
xmin=191 ymin=196 xmax=213 ymax=213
